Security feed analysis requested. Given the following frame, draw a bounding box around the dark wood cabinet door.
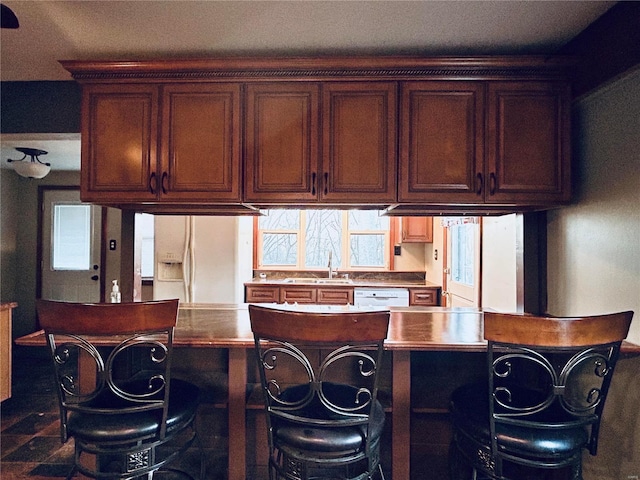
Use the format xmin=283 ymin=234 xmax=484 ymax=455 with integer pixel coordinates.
xmin=409 ymin=288 xmax=441 ymax=306
xmin=280 ymin=287 xmax=317 ymax=304
xmin=245 ymin=286 xmax=279 ymax=303
xmin=401 ymin=217 xmax=433 ymax=243
xmin=317 ymin=288 xmax=354 ymax=305
xmin=161 ymin=84 xmax=241 ymax=202
xmin=486 ymin=81 xmax=571 ymax=204
xmin=322 ymin=82 xmax=397 ymax=203
xmin=244 ymin=83 xmax=320 ymax=203
xmin=81 ymin=84 xmax=159 ymax=202
xmin=399 ymin=81 xmax=484 ymax=203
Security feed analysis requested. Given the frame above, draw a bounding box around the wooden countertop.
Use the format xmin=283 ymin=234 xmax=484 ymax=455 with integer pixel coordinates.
xmin=15 ymin=303 xmax=640 ymax=354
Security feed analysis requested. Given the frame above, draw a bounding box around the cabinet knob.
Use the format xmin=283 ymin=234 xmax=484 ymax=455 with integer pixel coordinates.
xmin=323 ymin=172 xmax=329 ymax=196
xmin=91 ymin=275 xmax=99 ymax=281
xmin=476 ymin=173 xmax=483 ymax=195
xmin=311 ymin=172 xmax=316 ymax=195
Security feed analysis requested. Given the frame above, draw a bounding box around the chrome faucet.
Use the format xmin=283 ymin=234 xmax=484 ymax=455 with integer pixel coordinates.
xmin=327 ymin=250 xmax=334 ymax=279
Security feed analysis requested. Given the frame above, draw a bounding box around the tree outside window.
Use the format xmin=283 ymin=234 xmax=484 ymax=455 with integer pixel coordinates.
xmin=258 ymin=210 xmax=389 ymax=270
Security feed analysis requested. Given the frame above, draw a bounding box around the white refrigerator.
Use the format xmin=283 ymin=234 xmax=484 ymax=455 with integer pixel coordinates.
xmin=153 ymin=215 xmax=253 ymax=304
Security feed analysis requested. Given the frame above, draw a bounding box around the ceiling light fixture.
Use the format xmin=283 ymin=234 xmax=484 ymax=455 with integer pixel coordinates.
xmin=7 ymin=147 xmax=51 ymax=179
xmin=1 ymin=4 xmax=19 ymax=29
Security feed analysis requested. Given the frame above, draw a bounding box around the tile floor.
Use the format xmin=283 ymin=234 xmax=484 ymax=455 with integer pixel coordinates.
xmin=0 ymin=347 xmax=208 ymax=480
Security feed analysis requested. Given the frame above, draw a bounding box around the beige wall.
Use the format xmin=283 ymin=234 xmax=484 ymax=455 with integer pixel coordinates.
xmin=547 ymin=68 xmax=640 ymax=480
xmin=0 ymin=170 xmax=81 ymax=338
xmin=424 ymin=220 xmax=443 ymax=284
xmin=547 ymin=68 xmax=640 ymax=344
xmin=394 ymin=241 xmax=426 ymax=272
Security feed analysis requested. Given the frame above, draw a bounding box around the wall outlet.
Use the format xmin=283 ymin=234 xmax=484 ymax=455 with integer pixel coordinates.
xmin=394 ymin=245 xmax=401 ymax=256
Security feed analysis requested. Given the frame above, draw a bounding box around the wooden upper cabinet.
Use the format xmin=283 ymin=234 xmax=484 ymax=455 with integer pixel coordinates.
xmin=322 ymin=82 xmax=397 ymax=203
xmin=81 ymin=84 xmax=159 ymax=203
xmin=67 ymin=57 xmax=572 ymax=211
xmin=485 ymin=81 xmax=571 ymax=204
xmin=245 ymin=81 xmax=397 ymax=204
xmin=399 ymin=81 xmax=484 ymax=203
xmin=81 ymin=83 xmax=241 ymax=204
xmin=399 ymin=80 xmax=571 ymax=206
xmin=244 ymin=83 xmax=320 ymax=203
xmin=400 ymin=217 xmax=433 ymax=243
xmin=161 ymin=83 xmax=241 ymax=202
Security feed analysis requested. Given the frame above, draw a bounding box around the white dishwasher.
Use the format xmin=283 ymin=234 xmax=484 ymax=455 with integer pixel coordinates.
xmin=353 ymin=288 xmax=409 ymax=307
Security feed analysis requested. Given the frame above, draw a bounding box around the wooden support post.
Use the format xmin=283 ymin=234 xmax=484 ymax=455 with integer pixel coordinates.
xmin=392 ymin=350 xmax=411 ymax=480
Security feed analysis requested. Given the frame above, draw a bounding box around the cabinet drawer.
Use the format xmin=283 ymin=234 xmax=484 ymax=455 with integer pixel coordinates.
xmin=280 ymin=287 xmax=317 ymax=304
xmin=245 ymin=286 xmax=279 ymax=303
xmin=317 ymin=288 xmax=353 ymax=305
xmin=409 ymin=289 xmax=440 ymax=306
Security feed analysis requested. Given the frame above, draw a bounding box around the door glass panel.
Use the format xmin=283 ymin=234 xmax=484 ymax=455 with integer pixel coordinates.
xmin=52 ymin=204 xmax=91 ymax=270
xmin=451 ymin=223 xmax=475 ymax=286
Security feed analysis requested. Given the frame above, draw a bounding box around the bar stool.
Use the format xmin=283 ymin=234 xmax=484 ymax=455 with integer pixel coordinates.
xmin=449 ymin=311 xmax=633 ymax=480
xmin=36 ymin=299 xmax=204 ymax=479
xmin=248 ymin=304 xmax=390 ymax=480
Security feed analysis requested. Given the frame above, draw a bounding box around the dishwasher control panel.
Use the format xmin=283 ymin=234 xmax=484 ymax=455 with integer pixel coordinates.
xmin=353 ymin=288 xmax=409 ymax=307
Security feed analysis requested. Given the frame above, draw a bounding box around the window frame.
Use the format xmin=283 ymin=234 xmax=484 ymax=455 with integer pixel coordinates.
xmin=254 ymin=210 xmax=396 ymax=271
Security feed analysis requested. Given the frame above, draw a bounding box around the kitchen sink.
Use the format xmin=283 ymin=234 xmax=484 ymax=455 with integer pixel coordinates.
xmin=283 ymin=277 xmax=353 ymax=284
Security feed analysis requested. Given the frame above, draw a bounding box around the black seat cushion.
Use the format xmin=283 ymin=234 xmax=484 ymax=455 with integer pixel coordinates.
xmin=450 ymin=383 xmax=591 ymax=459
xmin=273 ymin=383 xmax=385 ymax=454
xmin=67 ymin=379 xmax=200 ymax=443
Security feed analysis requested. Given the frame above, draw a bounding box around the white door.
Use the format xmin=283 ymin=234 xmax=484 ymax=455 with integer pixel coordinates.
xmin=444 ymin=219 xmax=481 ymax=308
xmin=41 ymin=189 xmax=102 ymax=302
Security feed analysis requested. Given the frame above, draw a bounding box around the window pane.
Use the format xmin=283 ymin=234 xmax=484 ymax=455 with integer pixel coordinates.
xmin=305 ymin=210 xmax=342 ymax=268
xmin=350 ymin=234 xmax=385 ymax=267
xmin=259 ymin=209 xmax=300 ymax=230
xmin=348 ymin=210 xmax=389 ymax=230
xmin=452 ymin=224 xmax=474 ymax=285
xmin=52 ymin=204 xmax=91 ymax=270
xmin=262 ymin=233 xmax=297 ymax=266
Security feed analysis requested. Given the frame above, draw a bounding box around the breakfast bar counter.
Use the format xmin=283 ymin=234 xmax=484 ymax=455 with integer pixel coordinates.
xmin=16 ymin=304 xmax=639 ymax=480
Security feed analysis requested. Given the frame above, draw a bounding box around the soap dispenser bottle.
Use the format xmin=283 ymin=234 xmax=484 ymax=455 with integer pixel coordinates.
xmin=110 ymin=280 xmax=121 ymax=303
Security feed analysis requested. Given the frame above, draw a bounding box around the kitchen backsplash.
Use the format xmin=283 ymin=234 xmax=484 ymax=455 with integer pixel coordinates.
xmin=252 ymin=270 xmax=425 ymax=283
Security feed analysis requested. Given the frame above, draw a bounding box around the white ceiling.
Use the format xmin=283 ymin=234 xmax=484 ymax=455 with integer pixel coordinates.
xmin=0 ymin=1 xmax=617 ymax=171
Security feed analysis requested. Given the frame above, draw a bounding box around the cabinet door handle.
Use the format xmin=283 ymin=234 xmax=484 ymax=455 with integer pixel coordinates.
xmin=149 ymin=172 xmax=157 ymax=194
xmin=311 ymin=172 xmax=316 ymax=195
xmin=323 ymin=172 xmax=329 ymax=196
xmin=476 ymin=173 xmax=483 ymax=195
xmin=489 ymin=172 xmax=496 ymax=195
xmin=161 ymin=172 xmax=168 ymax=194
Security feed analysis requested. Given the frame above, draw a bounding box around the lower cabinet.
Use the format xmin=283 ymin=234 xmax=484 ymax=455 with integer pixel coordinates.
xmin=0 ymin=303 xmax=16 ymax=402
xmin=409 ymin=288 xmax=440 ymax=306
xmin=244 ymin=286 xmax=279 ymax=303
xmin=277 ymin=286 xmax=354 ymax=305
xmin=246 ymin=284 xmax=439 ymax=306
